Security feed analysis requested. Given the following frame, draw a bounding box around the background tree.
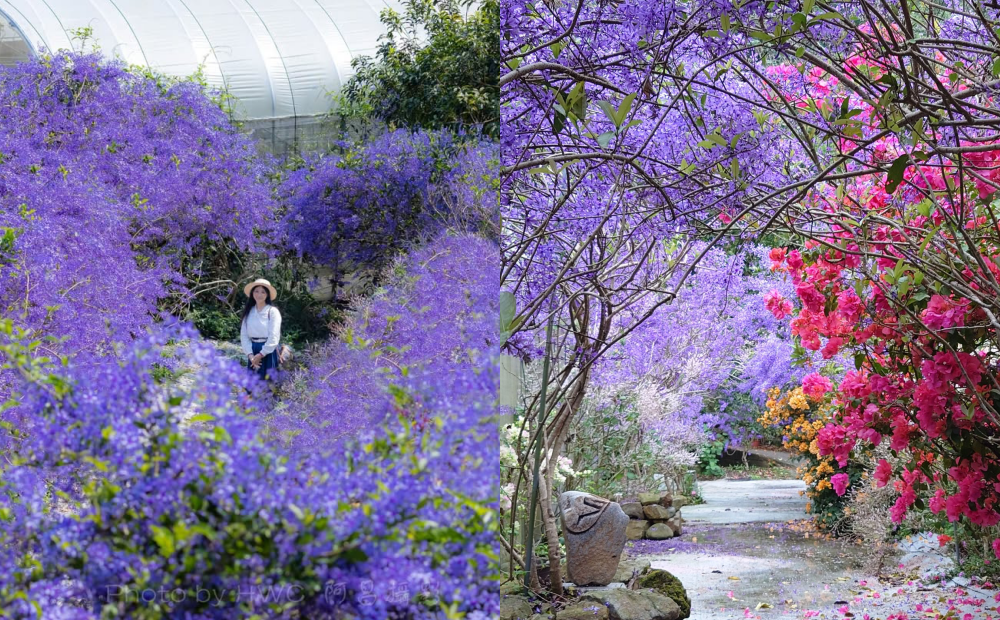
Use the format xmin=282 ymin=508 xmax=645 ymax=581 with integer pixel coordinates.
xmin=339 ymin=0 xmax=499 ymax=136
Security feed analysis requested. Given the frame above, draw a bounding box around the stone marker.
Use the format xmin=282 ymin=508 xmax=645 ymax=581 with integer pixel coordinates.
xmin=560 ymin=491 xmax=629 ymax=586
xmin=625 ymin=519 xmax=648 ymax=540
xmin=645 ymin=523 xmax=675 ymax=539
xmin=620 ymin=501 xmax=644 ymax=519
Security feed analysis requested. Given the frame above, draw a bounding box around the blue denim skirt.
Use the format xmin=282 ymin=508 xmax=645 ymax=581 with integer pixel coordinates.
xmin=248 ymin=340 xmax=279 ymax=380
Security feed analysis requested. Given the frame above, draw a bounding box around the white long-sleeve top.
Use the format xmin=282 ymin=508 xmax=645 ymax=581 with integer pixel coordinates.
xmin=240 ymin=305 xmax=281 ymax=356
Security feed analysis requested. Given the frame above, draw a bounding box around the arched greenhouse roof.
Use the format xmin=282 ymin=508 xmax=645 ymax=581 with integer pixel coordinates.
xmin=0 ymin=0 xmax=401 ymax=123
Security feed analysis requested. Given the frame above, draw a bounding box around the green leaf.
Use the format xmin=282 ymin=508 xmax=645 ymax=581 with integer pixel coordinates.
xmin=897 ymin=276 xmax=910 ymax=297
xmin=552 ymin=110 xmax=566 ymax=135
xmin=616 ymin=93 xmax=636 ymax=127
xmin=875 ymin=73 xmax=899 ymax=90
xmin=499 ymin=291 xmax=516 ymax=329
xmin=213 ymin=426 xmax=231 ymax=444
xmin=597 ymin=100 xmax=617 ymax=126
xmin=151 ymin=525 xmax=175 ymax=557
xmin=341 ymin=547 xmax=368 ymax=563
xmin=720 ymin=14 xmax=731 ymax=31
xmin=83 ymin=456 xmax=110 ymax=472
xmin=884 ymin=153 xmax=910 ymax=194
xmin=597 ymin=131 xmax=615 ymax=148
xmin=565 ymin=81 xmax=587 ymax=120
xmin=803 ymin=0 xmax=815 ymax=13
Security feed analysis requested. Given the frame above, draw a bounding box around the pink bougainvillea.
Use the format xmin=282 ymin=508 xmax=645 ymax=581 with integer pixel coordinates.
xmin=763 ymin=48 xmax=1000 ymax=558
xmin=830 ymin=473 xmax=850 ymax=496
xmin=801 ymin=373 xmax=834 ymax=399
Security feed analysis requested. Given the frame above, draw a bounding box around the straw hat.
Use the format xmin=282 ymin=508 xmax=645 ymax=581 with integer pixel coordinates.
xmin=243 ymin=278 xmax=278 ymax=300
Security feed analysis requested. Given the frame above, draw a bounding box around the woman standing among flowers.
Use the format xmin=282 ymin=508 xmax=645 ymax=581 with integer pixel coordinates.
xmin=240 ymin=278 xmax=282 ymax=380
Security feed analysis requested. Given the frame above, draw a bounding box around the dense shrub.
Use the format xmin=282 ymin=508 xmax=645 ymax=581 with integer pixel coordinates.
xmin=759 ymin=384 xmax=865 ymax=533
xmin=0 ymin=318 xmax=498 ymax=618
xmin=280 ymin=131 xmax=497 ymax=302
xmin=277 ymin=232 xmax=497 ymax=452
xmin=0 ymin=51 xmax=275 ymax=386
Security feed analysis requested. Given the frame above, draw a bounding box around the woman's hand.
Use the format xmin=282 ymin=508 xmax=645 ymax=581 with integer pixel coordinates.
xmin=250 ymin=353 xmax=263 ymax=370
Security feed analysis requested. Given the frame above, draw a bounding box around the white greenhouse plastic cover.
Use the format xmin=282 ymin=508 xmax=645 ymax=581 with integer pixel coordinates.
xmin=0 ymin=0 xmax=402 ymax=121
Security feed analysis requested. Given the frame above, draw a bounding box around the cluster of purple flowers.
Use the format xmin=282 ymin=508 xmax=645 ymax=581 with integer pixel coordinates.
xmin=0 ymin=52 xmax=275 ymax=372
xmin=595 ymin=244 xmax=839 ymax=445
xmin=281 ymin=130 xmax=498 ymax=283
xmin=278 ymin=232 xmax=498 ymax=451
xmin=0 ymin=316 xmax=497 ymax=618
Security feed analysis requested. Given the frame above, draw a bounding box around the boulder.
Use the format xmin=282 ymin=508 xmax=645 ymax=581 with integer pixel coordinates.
xmin=666 ymin=517 xmax=682 ymax=536
xmin=637 ymin=492 xmax=672 ymax=506
xmin=560 ymin=491 xmax=629 ymax=586
xmin=625 ymin=519 xmax=648 ymax=540
xmin=642 ymin=505 xmax=671 ymax=520
xmin=500 ymin=595 xmax=539 ymax=620
xmin=501 ymin=581 xmax=529 ymax=596
xmin=558 ymin=601 xmax=610 ymax=620
xmin=613 ymin=558 xmax=651 ymax=584
xmin=670 ymin=497 xmax=687 ymax=509
xmin=580 ymin=588 xmax=681 ymax=620
xmin=645 ymin=523 xmax=675 ymax=539
xmin=621 ymin=502 xmax=644 ymax=519
xmin=637 ymin=493 xmax=659 ymax=506
xmin=636 ymin=570 xmax=691 ymax=619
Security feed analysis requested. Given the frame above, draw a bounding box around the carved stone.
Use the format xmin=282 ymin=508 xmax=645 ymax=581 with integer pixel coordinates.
xmin=560 ymin=491 xmax=629 ymax=586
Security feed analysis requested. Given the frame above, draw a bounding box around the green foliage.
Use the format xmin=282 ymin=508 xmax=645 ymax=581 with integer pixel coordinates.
xmin=567 ymin=394 xmax=683 ymax=498
xmin=809 ymin=466 xmax=865 ymax=533
xmin=338 ymin=0 xmax=499 ymax=136
xmin=696 ymin=439 xmax=726 ymax=478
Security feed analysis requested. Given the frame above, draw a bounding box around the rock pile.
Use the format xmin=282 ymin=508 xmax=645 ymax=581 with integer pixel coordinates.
xmin=621 ymin=492 xmax=685 ymax=540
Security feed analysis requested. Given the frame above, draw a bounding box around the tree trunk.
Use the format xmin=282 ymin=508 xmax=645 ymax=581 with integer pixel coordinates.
xmin=536 ymin=468 xmax=563 ymax=595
